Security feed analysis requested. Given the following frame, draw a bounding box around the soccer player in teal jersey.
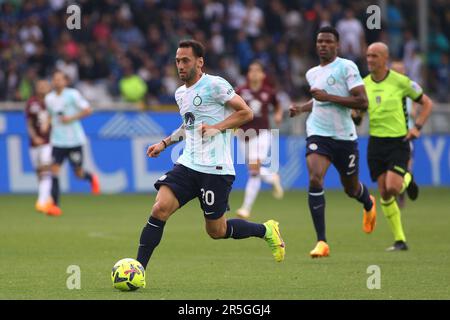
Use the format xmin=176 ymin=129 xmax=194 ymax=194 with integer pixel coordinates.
xmin=290 ymin=26 xmax=376 ymax=258
xmin=135 ymin=40 xmax=285 ymax=270
xmin=364 ymin=43 xmax=433 ymax=251
xmin=45 ymin=70 xmax=100 ymax=215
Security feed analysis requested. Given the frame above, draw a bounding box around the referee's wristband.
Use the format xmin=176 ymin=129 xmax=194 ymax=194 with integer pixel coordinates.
xmin=414 ymin=123 xmax=423 ymax=131
xmin=161 ymin=140 xmax=167 ymax=149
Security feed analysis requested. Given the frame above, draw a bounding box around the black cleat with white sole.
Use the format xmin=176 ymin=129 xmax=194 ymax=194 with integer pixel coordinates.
xmin=386 ymin=240 xmax=409 ymax=252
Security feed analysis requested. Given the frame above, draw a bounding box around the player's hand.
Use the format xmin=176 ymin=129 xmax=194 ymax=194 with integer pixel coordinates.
xmin=60 ymin=115 xmax=73 ymax=124
xmin=146 ymin=142 xmax=165 ymax=158
xmin=289 ymin=104 xmax=301 ymax=118
xmin=201 ymin=124 xmax=221 ymax=138
xmin=32 ymin=136 xmax=45 ymax=146
xmin=274 ymin=111 xmax=283 ymax=126
xmin=405 ymin=127 xmax=421 ymax=141
xmin=310 ymin=88 xmax=329 ymax=102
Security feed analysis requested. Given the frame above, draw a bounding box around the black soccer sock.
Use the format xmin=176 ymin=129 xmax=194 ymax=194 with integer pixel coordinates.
xmin=355 ymin=182 xmax=373 ymax=211
xmin=308 ymin=186 xmax=326 ymax=242
xmin=136 ymin=216 xmax=166 ymax=269
xmin=225 ymin=219 xmax=266 ymax=239
xmin=83 ymin=171 xmax=93 ymax=182
xmin=51 ymin=176 xmax=60 ymax=206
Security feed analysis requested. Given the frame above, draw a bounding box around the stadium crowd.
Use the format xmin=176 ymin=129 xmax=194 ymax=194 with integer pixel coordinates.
xmin=0 ymin=0 xmax=448 ymax=108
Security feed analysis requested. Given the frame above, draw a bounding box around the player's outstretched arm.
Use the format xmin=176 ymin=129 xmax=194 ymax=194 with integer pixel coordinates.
xmin=201 ymin=94 xmax=253 ymax=136
xmin=405 ymin=94 xmax=433 ymax=141
xmin=310 ymin=85 xmax=368 ymax=110
xmin=147 ymin=124 xmax=185 ymax=158
xmin=289 ymin=99 xmax=313 ymax=118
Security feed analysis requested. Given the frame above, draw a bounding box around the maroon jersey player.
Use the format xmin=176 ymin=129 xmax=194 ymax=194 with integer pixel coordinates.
xmin=25 ymin=80 xmax=53 ymax=214
xmin=235 ymin=61 xmax=284 ymax=219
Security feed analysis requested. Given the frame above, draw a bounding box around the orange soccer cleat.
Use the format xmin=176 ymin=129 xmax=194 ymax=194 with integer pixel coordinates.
xmin=363 ymin=195 xmax=377 ymax=234
xmin=91 ymin=174 xmax=101 ymax=195
xmin=46 ymin=204 xmax=62 ymax=217
xmin=310 ymin=241 xmax=330 ymax=258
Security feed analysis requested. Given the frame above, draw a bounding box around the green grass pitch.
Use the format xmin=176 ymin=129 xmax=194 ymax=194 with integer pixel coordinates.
xmin=1 ymin=188 xmax=449 ymax=300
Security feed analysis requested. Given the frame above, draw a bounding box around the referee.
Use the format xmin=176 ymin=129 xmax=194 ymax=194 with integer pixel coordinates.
xmin=364 ymin=42 xmax=433 ymax=251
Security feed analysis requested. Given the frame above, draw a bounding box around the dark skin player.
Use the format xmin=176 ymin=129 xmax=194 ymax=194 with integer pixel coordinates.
xmin=290 ymin=32 xmax=368 ymax=199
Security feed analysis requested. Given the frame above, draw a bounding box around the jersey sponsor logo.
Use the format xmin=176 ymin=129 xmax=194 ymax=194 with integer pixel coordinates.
xmin=327 ymin=75 xmax=336 ymax=86
xmin=226 ymin=88 xmax=234 ymax=95
xmin=308 ymin=143 xmax=318 ymax=151
xmin=184 ymin=112 xmax=195 ymax=129
xmin=193 ymin=94 xmax=202 ymax=106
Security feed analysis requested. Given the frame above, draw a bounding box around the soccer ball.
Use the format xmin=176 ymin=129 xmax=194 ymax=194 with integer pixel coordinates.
xmin=111 ymin=258 xmax=146 ymax=291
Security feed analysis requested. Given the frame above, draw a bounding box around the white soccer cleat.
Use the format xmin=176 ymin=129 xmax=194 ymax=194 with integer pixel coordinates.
xmin=236 ymin=207 xmax=251 ymax=219
xmin=272 ymin=174 xmax=284 ymax=199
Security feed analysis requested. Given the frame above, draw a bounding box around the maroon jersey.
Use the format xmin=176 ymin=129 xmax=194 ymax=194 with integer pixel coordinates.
xmin=236 ymin=84 xmax=279 ymax=133
xmin=25 ymin=96 xmax=50 ymax=147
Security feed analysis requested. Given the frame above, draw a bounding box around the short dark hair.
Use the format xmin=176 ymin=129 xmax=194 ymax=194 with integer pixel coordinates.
xmin=249 ymin=60 xmax=265 ymax=71
xmin=178 ymin=39 xmax=205 ymax=58
xmin=317 ymin=26 xmax=340 ymax=42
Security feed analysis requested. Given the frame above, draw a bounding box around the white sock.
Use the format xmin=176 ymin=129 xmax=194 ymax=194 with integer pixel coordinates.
xmin=38 ymin=172 xmax=52 ymax=205
xmin=242 ymin=175 xmax=261 ymax=211
xmin=260 ymin=167 xmax=275 ymax=184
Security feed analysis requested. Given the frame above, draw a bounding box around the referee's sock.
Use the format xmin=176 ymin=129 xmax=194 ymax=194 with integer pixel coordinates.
xmin=225 ymin=219 xmax=266 ymax=239
xmin=137 ymin=216 xmax=166 ymax=269
xmin=381 ymin=196 xmax=406 ymax=242
xmin=400 ymin=172 xmax=412 ymax=193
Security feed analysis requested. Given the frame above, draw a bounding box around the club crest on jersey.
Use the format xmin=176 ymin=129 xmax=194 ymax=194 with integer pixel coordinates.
xmin=184 ymin=112 xmax=195 ymax=129
xmin=327 ymin=75 xmax=336 ymax=86
xmin=193 ymin=94 xmax=202 ymax=106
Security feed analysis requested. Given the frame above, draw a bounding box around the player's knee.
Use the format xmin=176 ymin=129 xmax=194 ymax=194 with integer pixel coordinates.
xmin=309 ymin=175 xmax=323 ymax=188
xmin=206 ymin=224 xmax=226 ymax=239
xmin=74 ymin=168 xmax=84 ymax=178
xmin=386 ymin=185 xmax=401 ymax=196
xmin=379 ymin=189 xmax=391 ymax=201
xmin=51 ymin=164 xmax=60 ymax=175
xmin=151 ymin=202 xmax=171 ymax=221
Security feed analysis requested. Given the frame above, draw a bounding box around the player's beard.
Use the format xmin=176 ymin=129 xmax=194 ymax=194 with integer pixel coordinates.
xmin=180 ymin=68 xmax=197 ymax=83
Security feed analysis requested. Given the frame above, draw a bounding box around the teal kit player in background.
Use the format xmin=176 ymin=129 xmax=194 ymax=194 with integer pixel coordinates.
xmin=289 ymin=26 xmax=376 ymax=258
xmin=136 ymin=40 xmax=285 ymax=270
xmin=45 ymin=70 xmax=100 ymax=215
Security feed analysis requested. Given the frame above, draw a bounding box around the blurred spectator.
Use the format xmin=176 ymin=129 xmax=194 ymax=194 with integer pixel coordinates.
xmin=336 ymin=8 xmax=366 ymax=63
xmin=226 ymin=0 xmax=246 ymax=41
xmin=387 ymin=0 xmax=404 ymax=59
xmin=119 ymin=59 xmax=147 ymax=105
xmin=55 ymin=53 xmax=79 ymax=84
xmin=17 ymin=66 xmax=38 ymax=101
xmin=436 ymin=53 xmax=449 ymax=102
xmin=0 ymin=0 xmax=447 ymax=105
xmin=243 ymin=0 xmax=264 ymax=41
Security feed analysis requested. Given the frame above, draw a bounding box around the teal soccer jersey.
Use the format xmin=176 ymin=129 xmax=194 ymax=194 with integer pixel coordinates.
xmin=175 ymin=74 xmax=236 ymax=175
xmin=305 ymin=57 xmax=364 ymax=141
xmin=45 ymin=88 xmax=90 ymax=148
